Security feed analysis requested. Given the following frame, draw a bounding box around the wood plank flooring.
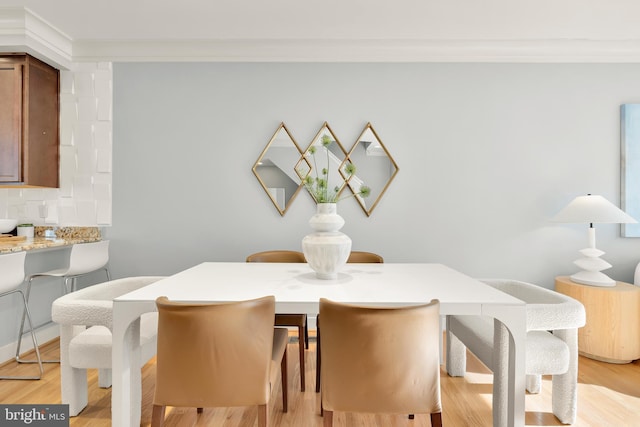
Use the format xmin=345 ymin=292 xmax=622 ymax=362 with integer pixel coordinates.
xmin=0 ymin=334 xmax=638 ymax=426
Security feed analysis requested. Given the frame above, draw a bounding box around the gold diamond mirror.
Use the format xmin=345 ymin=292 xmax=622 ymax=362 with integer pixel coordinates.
xmin=252 ymin=123 xmax=308 ymax=216
xmin=346 ymin=123 xmax=399 ymax=216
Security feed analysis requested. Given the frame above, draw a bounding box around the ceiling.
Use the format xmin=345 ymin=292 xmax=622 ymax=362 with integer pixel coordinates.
xmin=3 ymin=0 xmax=640 ymax=63
xmin=5 ymin=0 xmax=640 ymax=41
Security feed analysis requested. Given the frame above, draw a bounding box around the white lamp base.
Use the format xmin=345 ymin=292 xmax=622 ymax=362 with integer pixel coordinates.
xmin=569 ymin=228 xmax=617 ymax=287
xmin=570 ymin=270 xmax=616 ymax=287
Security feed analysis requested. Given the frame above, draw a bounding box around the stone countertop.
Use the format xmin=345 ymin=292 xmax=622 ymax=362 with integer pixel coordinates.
xmin=0 ymin=227 xmax=102 ymax=254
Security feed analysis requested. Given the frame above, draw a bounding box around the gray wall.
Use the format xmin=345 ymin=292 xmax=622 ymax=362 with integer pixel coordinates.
xmin=107 ymin=62 xmax=640 ymax=289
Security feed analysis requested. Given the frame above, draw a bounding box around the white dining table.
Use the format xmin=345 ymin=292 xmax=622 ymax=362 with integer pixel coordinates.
xmin=111 ymin=262 xmax=526 ymax=427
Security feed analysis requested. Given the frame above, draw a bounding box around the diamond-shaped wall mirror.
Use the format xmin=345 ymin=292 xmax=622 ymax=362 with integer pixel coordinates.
xmin=254 ymin=121 xmax=399 ymax=215
xmin=346 ymin=123 xmax=399 ymax=216
xmin=301 ymin=122 xmax=349 ymax=203
xmin=252 ymin=123 xmax=308 ymax=216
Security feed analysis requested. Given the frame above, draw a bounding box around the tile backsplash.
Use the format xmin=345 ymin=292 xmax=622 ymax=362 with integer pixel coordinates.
xmin=0 ymin=62 xmax=113 ymax=226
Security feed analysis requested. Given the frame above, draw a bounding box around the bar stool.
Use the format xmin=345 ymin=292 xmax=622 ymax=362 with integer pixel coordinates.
xmin=16 ymin=240 xmax=111 ymax=364
xmin=0 ymin=251 xmax=44 ymax=380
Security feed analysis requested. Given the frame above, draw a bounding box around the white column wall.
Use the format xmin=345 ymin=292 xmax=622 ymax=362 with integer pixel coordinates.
xmin=0 ymin=62 xmax=113 ymax=227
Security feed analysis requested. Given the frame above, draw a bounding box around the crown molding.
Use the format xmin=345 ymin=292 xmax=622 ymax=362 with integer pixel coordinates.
xmin=72 ymin=38 xmax=640 ymax=63
xmin=0 ymin=7 xmax=72 ymax=69
xmin=4 ymin=7 xmax=640 ymax=65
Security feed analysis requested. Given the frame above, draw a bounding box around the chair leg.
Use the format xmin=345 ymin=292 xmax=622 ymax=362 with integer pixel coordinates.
xmin=59 ymin=325 xmax=88 ymax=416
xmin=16 ymin=277 xmax=59 ymax=364
xmin=304 ymin=317 xmax=309 ymax=349
xmin=65 ymin=367 xmax=89 ymax=416
xmin=15 ymin=277 xmax=34 ymax=362
xmin=258 ymin=404 xmax=268 ymax=427
xmin=430 ymin=412 xmax=443 ymax=427
xmin=151 ymin=405 xmax=166 ymax=427
xmin=445 ymin=320 xmax=467 ymax=377
xmin=298 ymin=324 xmax=305 ymax=391
xmin=0 ymin=289 xmax=43 ymax=380
xmin=315 ymin=316 xmax=321 ymax=393
xmin=98 ymin=368 xmax=112 ymax=388
xmin=281 ymin=346 xmax=288 ymax=413
xmin=65 ymin=277 xmax=74 ymax=293
xmin=323 ymin=409 xmax=333 ymax=427
xmin=551 ymin=328 xmax=579 ymax=424
xmin=526 ymin=374 xmax=542 ymax=394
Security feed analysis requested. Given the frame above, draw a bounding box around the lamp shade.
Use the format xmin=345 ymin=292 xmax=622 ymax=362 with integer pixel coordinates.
xmin=552 ymin=195 xmax=637 ymax=224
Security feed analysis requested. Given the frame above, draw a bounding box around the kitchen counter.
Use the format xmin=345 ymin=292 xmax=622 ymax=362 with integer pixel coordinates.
xmin=0 ymin=227 xmax=102 ymax=254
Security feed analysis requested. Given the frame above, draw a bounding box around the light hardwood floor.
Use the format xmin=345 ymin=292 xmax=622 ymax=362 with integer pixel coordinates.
xmin=0 ymin=334 xmax=638 ymax=426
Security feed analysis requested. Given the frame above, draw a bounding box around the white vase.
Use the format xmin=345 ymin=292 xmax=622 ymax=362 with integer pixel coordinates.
xmin=302 ymin=203 xmax=352 ymax=279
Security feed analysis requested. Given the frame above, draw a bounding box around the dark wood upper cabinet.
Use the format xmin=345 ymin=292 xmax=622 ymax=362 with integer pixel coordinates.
xmin=0 ymin=54 xmax=59 ymax=188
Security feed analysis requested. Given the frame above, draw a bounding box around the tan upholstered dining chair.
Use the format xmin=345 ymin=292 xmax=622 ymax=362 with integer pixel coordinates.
xmin=318 ymin=298 xmax=442 ymax=427
xmin=346 ymin=251 xmax=384 ymax=263
xmin=151 ymin=296 xmax=288 ymax=427
xmin=315 ymin=251 xmax=384 ymax=392
xmin=246 ymin=250 xmax=309 ymax=391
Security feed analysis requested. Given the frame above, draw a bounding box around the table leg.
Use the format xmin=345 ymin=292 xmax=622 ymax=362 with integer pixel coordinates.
xmin=112 ymin=304 xmax=143 ymax=427
xmin=484 ymin=305 xmax=526 ymax=427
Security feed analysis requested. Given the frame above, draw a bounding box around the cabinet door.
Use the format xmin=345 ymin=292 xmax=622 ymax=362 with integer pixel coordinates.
xmin=23 ymin=56 xmax=59 ymax=187
xmin=0 ymin=62 xmax=22 ymax=182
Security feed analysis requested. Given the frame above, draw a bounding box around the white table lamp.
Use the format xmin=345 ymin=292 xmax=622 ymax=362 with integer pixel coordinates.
xmin=553 ymin=194 xmax=637 ymax=286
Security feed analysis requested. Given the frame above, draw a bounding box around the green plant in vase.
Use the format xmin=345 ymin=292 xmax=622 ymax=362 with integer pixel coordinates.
xmin=303 ymin=134 xmax=371 ymax=203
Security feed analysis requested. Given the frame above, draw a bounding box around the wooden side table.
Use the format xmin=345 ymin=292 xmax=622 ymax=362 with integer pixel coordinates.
xmin=555 ymin=276 xmax=640 ymax=363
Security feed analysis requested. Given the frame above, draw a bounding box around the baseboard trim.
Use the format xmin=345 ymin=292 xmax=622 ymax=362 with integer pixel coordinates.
xmin=0 ymin=324 xmax=59 ymax=365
